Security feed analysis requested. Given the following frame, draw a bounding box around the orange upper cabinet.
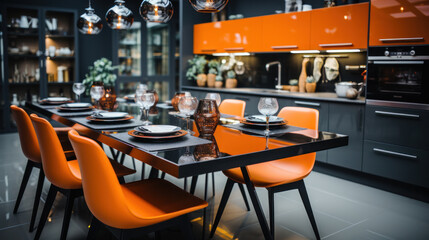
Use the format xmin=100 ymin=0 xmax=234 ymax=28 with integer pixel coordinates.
xmin=259 ymin=12 xmax=311 ymax=52
xmin=369 ymin=0 xmax=429 ymax=46
xmin=194 ymin=22 xmax=221 ymax=54
xmin=217 ymin=17 xmax=263 ymax=53
xmin=310 ymin=3 xmax=369 ymax=50
xmin=194 ymin=17 xmax=262 ymax=54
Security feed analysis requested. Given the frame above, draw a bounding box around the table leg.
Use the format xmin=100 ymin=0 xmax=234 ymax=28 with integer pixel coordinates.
xmin=240 ymin=167 xmax=273 ymax=240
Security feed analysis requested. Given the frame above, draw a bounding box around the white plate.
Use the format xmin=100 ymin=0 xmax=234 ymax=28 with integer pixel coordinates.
xmin=61 ymin=103 xmax=92 ymax=108
xmin=44 ymin=97 xmax=70 ymax=102
xmin=135 ymin=125 xmax=181 ymax=135
xmin=245 ymin=115 xmax=284 ymax=123
xmin=93 ymin=112 xmax=128 ymax=119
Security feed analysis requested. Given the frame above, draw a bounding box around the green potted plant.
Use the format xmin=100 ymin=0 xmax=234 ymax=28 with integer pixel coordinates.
xmin=225 ymin=70 xmax=237 ymax=88
xmin=305 ymin=76 xmax=316 ymax=93
xmin=207 ymin=59 xmax=220 ymax=88
xmin=82 ymin=58 xmax=118 ymax=95
xmin=215 ymin=75 xmax=223 ymax=88
xmin=186 ymin=55 xmax=207 ymax=87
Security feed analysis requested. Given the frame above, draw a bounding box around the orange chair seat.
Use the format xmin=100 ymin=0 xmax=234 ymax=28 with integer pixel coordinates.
xmin=121 ymin=179 xmax=208 ymax=228
xmin=223 ymin=161 xmax=312 ymax=188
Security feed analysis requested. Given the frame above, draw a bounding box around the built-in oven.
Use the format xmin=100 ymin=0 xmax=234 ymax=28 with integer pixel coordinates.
xmin=366 ymin=46 xmax=429 ymax=106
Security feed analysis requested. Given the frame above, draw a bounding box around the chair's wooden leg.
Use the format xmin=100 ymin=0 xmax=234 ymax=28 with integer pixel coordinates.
xmin=238 ymin=183 xmax=251 ymax=211
xmin=268 ymin=189 xmax=275 ymax=239
xmin=13 ymin=160 xmax=33 ymax=214
xmin=240 ymin=167 xmax=272 ymax=240
xmin=190 ymin=175 xmax=198 ymax=195
xmin=209 ymin=178 xmax=235 ymax=238
xmin=34 ymin=184 xmax=58 ymax=240
xmin=297 ymin=180 xmax=320 ymax=240
xmin=60 ymin=191 xmax=76 ymax=240
xmin=29 ymin=169 xmax=45 ymax=232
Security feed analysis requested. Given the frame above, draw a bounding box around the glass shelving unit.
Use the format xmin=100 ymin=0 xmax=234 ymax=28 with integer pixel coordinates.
xmin=118 ymin=22 xmax=141 ymax=76
xmin=147 ymin=22 xmax=169 ymax=76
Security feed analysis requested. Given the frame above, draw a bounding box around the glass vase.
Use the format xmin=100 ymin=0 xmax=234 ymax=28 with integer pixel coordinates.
xmin=194 ymin=99 xmax=220 ymax=137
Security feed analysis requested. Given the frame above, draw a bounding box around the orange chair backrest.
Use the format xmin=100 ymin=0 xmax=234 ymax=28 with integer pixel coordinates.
xmin=275 ymin=107 xmax=319 ymax=174
xmin=219 ymin=99 xmax=246 ymax=118
xmin=68 ymin=130 xmax=139 ymax=229
xmin=30 ymin=114 xmax=81 ymax=189
xmin=10 ymin=105 xmax=41 ymax=163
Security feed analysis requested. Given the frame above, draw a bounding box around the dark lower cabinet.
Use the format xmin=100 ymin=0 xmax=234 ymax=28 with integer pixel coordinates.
xmin=363 ymin=140 xmax=429 ymax=188
xmin=327 ymin=103 xmax=364 ymax=170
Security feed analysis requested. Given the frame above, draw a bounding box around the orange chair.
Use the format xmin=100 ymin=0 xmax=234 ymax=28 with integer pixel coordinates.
xmin=210 ymin=107 xmax=321 ymax=240
xmin=68 ymin=129 xmax=208 ymax=239
xmin=218 ymin=99 xmax=246 ymax=118
xmin=10 ymin=105 xmax=73 ymax=232
xmin=30 ymin=114 xmax=135 ymax=240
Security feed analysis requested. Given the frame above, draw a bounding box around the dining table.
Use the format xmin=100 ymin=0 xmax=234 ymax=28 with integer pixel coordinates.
xmin=25 ymin=100 xmax=348 ymax=240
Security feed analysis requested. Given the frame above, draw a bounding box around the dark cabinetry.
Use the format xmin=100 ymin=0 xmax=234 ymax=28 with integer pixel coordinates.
xmin=363 ymin=104 xmax=429 ymax=187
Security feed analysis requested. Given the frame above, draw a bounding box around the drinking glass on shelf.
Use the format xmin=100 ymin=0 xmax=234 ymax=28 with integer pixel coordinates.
xmin=257 ymin=97 xmax=279 ymax=136
xmin=73 ymin=83 xmax=85 ymax=102
xmin=90 ymin=86 xmax=105 ymax=109
xmin=136 ymin=92 xmax=155 ymax=125
xmin=205 ymin=93 xmax=221 ymax=106
xmin=178 ymin=96 xmax=198 ymax=135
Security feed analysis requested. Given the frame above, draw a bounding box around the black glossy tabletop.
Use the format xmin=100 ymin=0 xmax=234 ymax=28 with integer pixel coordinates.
xmin=26 ymin=101 xmax=348 ymax=178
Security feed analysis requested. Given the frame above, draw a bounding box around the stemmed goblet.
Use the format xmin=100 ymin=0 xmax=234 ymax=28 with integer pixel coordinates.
xmin=257 ymin=97 xmax=279 ymax=136
xmin=90 ymin=86 xmax=105 ymax=109
xmin=178 ymin=96 xmax=198 ymax=135
xmin=205 ymin=93 xmax=221 ymax=106
xmin=136 ymin=92 xmax=155 ymax=125
xmin=73 ymin=83 xmax=86 ymax=102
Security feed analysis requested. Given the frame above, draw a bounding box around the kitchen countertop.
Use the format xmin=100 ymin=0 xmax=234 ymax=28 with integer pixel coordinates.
xmin=182 ymin=86 xmax=366 ymax=104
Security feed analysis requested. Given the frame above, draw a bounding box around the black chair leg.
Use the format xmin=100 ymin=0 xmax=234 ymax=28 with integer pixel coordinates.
xmin=209 ymin=178 xmax=235 ymax=238
xmin=268 ymin=189 xmax=275 ymax=239
xmin=87 ymin=217 xmax=103 ymax=240
xmin=13 ymin=160 xmax=33 ymax=214
xmin=131 ymin=158 xmax=136 ymax=170
xmin=34 ymin=184 xmax=58 ymax=240
xmin=160 ymin=172 xmax=166 ymax=179
xmin=211 ymin=172 xmax=215 ymax=197
xmin=60 ymin=191 xmax=76 ymax=240
xmin=190 ymin=175 xmax=198 ymax=195
xmin=141 ymin=161 xmax=145 ymax=180
xmin=29 ymin=169 xmax=45 ymax=232
xmin=238 ymin=183 xmax=251 ymax=211
xmin=297 ymin=181 xmax=320 ymax=240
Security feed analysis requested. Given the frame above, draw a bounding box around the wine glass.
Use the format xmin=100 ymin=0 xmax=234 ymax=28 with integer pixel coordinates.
xmin=135 ymin=83 xmax=148 ymax=98
xmin=205 ymin=93 xmax=221 ymax=106
xmin=257 ymin=97 xmax=279 ymax=136
xmin=178 ymin=96 xmax=198 ymax=135
xmin=73 ymin=83 xmax=85 ymax=102
xmin=90 ymin=86 xmax=105 ymax=109
xmin=136 ymin=92 xmax=155 ymax=125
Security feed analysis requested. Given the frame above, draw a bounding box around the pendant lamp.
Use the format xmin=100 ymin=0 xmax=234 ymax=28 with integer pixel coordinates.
xmin=139 ymin=0 xmax=174 ymax=23
xmin=77 ymin=0 xmax=103 ymax=34
xmin=106 ymin=0 xmax=134 ymax=29
xmin=188 ymin=0 xmax=229 ymax=13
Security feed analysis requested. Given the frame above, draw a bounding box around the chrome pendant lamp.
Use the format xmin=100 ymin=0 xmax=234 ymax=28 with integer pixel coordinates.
xmin=139 ymin=0 xmax=174 ymax=23
xmin=189 ymin=0 xmax=229 ymax=13
xmin=106 ymin=0 xmax=134 ymax=29
xmin=77 ymin=0 xmax=103 ymax=35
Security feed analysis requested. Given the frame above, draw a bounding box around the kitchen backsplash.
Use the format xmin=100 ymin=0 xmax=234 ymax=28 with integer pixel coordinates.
xmin=203 ymin=52 xmax=367 ymax=93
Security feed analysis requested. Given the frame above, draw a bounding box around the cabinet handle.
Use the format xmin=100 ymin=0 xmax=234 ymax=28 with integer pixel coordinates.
xmin=375 ymin=111 xmax=420 ymax=119
xmin=373 ymin=148 xmax=418 ymax=160
xmin=235 ymin=97 xmax=250 ymax=101
xmin=294 ymin=101 xmax=320 ymax=107
xmin=373 ymin=61 xmax=424 ymax=65
xmin=379 ymin=37 xmax=424 ymax=43
xmin=319 ymin=43 xmax=353 ymax=47
xmin=271 ymin=45 xmax=298 ymax=50
xmin=201 ymin=49 xmax=216 ymax=52
xmin=225 ymin=47 xmax=244 ymax=51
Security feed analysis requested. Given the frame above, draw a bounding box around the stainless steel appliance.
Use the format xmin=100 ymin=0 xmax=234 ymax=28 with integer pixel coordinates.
xmin=366 ymin=46 xmax=429 ymax=106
